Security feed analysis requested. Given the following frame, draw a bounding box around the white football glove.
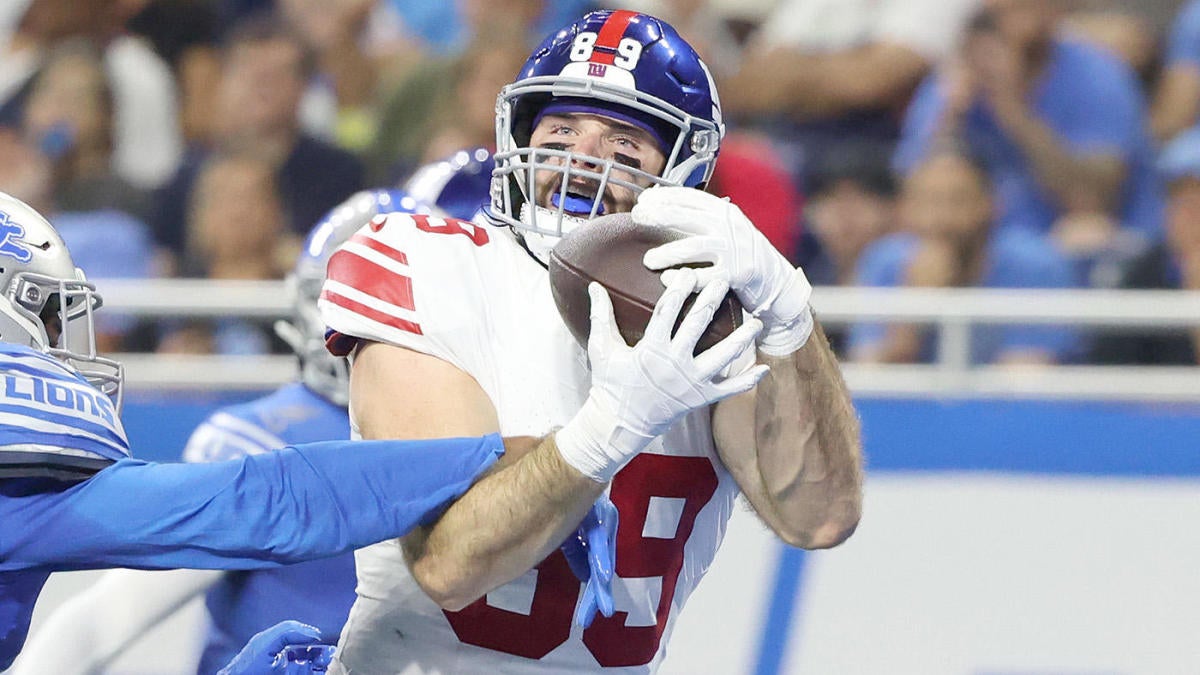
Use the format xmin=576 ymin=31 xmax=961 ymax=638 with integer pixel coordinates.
xmin=634 ymin=187 xmax=814 ymax=356
xmin=555 ymin=268 xmax=768 ymax=482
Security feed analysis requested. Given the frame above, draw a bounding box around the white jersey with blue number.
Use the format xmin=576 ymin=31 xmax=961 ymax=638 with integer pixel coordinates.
xmin=0 ymin=343 xmax=128 ymax=470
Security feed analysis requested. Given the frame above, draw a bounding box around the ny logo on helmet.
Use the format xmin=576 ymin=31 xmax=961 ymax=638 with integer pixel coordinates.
xmin=0 ymin=211 xmax=32 ymax=263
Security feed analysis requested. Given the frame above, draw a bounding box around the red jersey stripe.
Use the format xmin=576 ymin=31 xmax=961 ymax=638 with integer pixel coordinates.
xmin=348 ymin=232 xmax=409 ymax=266
xmin=326 ymin=249 xmax=416 ymax=311
xmin=590 ymin=10 xmax=636 ymax=66
xmin=321 ymin=289 xmax=424 ymax=336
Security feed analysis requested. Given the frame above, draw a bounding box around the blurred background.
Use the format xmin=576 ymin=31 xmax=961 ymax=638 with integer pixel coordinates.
xmin=3 ymin=0 xmax=1200 ymax=672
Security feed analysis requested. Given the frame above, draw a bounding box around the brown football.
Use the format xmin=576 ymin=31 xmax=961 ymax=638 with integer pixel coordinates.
xmin=548 ymin=212 xmax=743 ymax=354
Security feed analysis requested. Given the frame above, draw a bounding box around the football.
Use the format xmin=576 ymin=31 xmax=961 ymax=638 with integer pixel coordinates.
xmin=548 ymin=212 xmax=743 ymax=353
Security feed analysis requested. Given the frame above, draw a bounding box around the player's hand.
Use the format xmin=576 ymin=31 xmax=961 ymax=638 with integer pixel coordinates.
xmin=555 ymin=268 xmax=768 ymax=482
xmin=561 ymin=496 xmax=619 ymax=628
xmin=635 ymin=186 xmax=814 ymax=356
xmin=217 ymin=620 xmax=335 ymax=675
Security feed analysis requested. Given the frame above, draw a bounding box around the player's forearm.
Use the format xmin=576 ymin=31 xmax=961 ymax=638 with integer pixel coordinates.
xmin=403 ymin=434 xmax=605 ymax=611
xmin=993 ymin=101 xmax=1124 ymax=212
xmin=722 ymin=323 xmax=863 ymax=549
xmin=792 ymin=43 xmax=930 ymax=118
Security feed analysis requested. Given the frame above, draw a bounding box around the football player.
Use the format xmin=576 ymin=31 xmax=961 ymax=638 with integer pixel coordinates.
xmin=319 ymin=10 xmax=863 ymax=674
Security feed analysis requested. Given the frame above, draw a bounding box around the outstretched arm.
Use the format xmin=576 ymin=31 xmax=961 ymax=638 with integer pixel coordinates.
xmin=724 ymin=42 xmax=930 ymax=120
xmin=0 ymin=436 xmax=503 ymax=573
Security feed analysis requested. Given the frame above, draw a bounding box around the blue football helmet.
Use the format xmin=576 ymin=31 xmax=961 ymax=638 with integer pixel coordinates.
xmin=489 ymin=10 xmax=724 ymax=257
xmin=275 ymin=189 xmax=424 ymax=406
xmin=403 ymin=147 xmax=495 ymax=221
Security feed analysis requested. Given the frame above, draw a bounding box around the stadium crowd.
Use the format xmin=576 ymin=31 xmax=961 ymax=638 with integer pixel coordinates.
xmin=0 ymin=0 xmax=1197 ymax=365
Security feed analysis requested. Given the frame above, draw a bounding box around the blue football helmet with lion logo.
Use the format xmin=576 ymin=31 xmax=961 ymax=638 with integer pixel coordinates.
xmin=488 ymin=10 xmax=724 ymax=259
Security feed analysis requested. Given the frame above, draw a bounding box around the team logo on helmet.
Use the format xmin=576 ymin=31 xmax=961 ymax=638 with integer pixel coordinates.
xmin=0 ymin=211 xmax=32 ymax=263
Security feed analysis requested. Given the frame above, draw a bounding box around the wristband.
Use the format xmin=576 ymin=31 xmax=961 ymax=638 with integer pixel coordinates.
xmin=756 ymin=267 xmax=814 ymax=356
xmin=554 ymin=397 xmax=654 ymax=483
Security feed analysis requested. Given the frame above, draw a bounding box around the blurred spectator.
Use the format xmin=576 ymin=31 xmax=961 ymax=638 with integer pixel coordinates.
xmin=1152 ymin=0 xmax=1200 ymax=143
xmin=797 ymin=142 xmax=897 ymax=286
xmin=152 ymin=14 xmax=364 ymax=271
xmin=1090 ymin=126 xmax=1200 ymax=365
xmin=1065 ymin=9 xmax=1159 ymax=88
xmin=0 ymin=0 xmax=183 ymax=190
xmin=365 ymin=2 xmax=533 ymax=182
xmin=124 ymin=0 xmax=224 ymax=145
xmin=21 ymin=39 xmax=151 ymax=222
xmin=0 ymin=125 xmax=155 ymax=354
xmin=159 ymin=149 xmax=293 ymax=355
xmin=850 ymin=149 xmax=1078 ymax=366
xmin=18 ymin=39 xmax=159 ymax=349
xmin=184 ymin=150 xmax=293 ymax=280
xmin=722 ymin=0 xmax=981 ymax=186
xmin=389 ymin=0 xmax=595 ymax=57
xmin=895 ymin=0 xmax=1164 ymax=264
xmin=277 ymin=0 xmax=424 ymax=150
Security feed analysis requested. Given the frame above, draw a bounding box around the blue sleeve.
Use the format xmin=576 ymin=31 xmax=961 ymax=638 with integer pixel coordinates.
xmin=893 ymin=75 xmax=946 ymax=174
xmin=1053 ymin=45 xmax=1144 ymax=157
xmin=0 ymin=434 xmax=503 ymax=572
xmin=1167 ymin=1 xmax=1200 ymax=68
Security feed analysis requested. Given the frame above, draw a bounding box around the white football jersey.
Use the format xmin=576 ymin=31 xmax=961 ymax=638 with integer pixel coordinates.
xmin=319 ymin=212 xmax=741 ymax=674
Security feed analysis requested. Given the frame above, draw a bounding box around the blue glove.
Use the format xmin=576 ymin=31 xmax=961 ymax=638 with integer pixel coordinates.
xmin=218 ymin=620 xmax=337 ymax=674
xmin=559 ymin=496 xmax=619 ymax=628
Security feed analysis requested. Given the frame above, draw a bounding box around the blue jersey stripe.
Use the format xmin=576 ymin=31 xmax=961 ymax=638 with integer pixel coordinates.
xmin=0 ymin=428 xmax=127 ymax=461
xmin=0 ymin=401 xmax=125 ymax=449
xmin=0 ymin=359 xmax=86 ymax=385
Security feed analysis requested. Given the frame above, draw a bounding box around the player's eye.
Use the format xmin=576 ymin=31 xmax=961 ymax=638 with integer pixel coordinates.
xmin=612 ymin=135 xmax=640 ymax=150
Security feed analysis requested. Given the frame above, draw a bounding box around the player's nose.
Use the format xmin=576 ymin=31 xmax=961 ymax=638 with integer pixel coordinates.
xmin=570 ymin=132 xmax=603 ymax=165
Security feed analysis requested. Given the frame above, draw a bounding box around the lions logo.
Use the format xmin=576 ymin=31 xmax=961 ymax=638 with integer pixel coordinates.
xmin=0 ymin=211 xmax=33 ymax=263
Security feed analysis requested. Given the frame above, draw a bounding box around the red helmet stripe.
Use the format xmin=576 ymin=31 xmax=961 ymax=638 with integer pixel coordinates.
xmin=590 ymin=10 xmax=637 ymax=66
